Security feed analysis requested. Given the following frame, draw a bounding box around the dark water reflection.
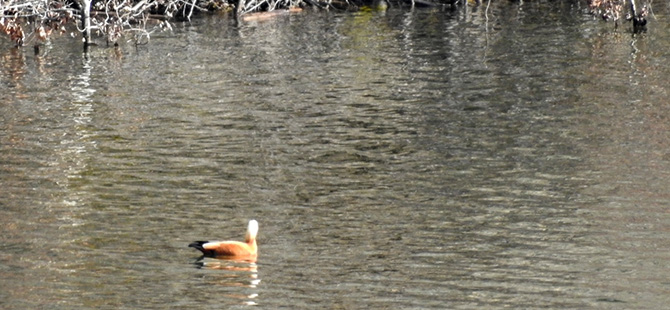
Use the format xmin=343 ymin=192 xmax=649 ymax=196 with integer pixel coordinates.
xmin=3 ymin=1 xmax=670 ymax=309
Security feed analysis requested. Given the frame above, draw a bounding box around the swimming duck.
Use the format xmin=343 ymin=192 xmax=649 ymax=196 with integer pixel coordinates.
xmin=189 ymin=220 xmax=258 ymax=259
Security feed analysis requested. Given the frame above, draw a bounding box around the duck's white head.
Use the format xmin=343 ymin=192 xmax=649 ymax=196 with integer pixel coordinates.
xmin=246 ymin=219 xmax=259 ymax=241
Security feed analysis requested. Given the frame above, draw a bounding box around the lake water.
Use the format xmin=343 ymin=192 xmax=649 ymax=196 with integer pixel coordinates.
xmin=2 ymin=1 xmax=670 ymax=309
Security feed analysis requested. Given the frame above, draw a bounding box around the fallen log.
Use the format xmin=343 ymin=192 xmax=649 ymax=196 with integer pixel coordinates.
xmin=241 ymin=7 xmax=302 ymax=22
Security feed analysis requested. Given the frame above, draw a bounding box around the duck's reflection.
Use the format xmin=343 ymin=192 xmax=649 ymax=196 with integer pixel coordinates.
xmin=193 ymin=256 xmax=260 ymax=305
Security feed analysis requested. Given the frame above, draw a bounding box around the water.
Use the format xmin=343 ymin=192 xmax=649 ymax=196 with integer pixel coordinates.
xmin=3 ymin=1 xmax=670 ymax=309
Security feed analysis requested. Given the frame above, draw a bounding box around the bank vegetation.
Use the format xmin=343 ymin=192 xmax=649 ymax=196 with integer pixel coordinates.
xmin=0 ymin=0 xmax=652 ymax=52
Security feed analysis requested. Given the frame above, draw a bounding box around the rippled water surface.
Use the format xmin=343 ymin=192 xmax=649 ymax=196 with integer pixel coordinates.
xmin=3 ymin=1 xmax=670 ymax=309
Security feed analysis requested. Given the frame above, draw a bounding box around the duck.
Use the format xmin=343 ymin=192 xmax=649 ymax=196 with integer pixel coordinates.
xmin=189 ymin=220 xmax=258 ymax=259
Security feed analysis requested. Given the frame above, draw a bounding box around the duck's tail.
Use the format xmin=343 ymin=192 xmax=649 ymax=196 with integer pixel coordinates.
xmin=188 ymin=241 xmax=209 ymax=253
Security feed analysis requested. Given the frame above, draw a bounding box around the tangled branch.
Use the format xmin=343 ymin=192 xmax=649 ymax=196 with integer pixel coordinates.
xmin=588 ymin=0 xmax=649 ymax=31
xmin=0 ymin=0 xmax=74 ymax=46
xmin=0 ymin=0 xmax=189 ymax=48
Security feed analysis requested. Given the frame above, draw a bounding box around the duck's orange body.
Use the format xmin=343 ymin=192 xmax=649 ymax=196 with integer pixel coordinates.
xmin=189 ymin=220 xmax=258 ymax=259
